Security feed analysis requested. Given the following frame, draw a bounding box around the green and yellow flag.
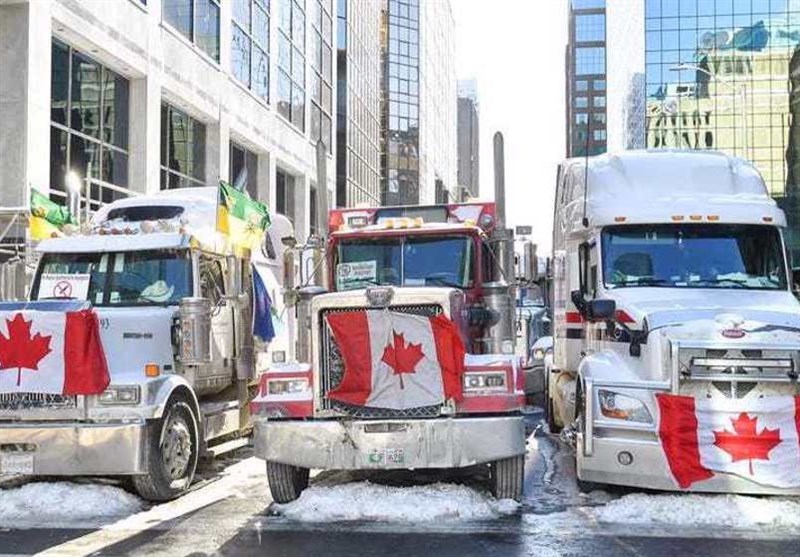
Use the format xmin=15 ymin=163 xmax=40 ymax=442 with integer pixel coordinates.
xmin=216 ymin=181 xmax=270 ymax=249
xmin=29 ymin=188 xmax=74 ymax=241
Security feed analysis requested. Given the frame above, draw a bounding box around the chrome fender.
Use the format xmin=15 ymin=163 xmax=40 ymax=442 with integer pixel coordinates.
xmin=147 ymin=375 xmax=201 ymax=421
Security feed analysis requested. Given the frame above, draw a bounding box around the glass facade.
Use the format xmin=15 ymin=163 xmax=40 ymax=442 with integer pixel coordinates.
xmin=160 ymin=103 xmax=206 ymax=189
xmin=644 ymin=0 xmax=800 ymax=264
xmin=309 ymin=0 xmax=334 ymax=150
xmin=163 ymin=0 xmax=221 ymax=62
xmin=277 ymin=0 xmax=306 ymax=130
xmin=231 ymin=0 xmax=270 ymax=101
xmin=50 ymin=40 xmax=130 ymax=207
xmin=567 ymin=0 xmax=607 ymax=157
xmin=383 ymin=0 xmax=421 ymax=205
xmin=335 ymin=0 xmax=382 ymax=207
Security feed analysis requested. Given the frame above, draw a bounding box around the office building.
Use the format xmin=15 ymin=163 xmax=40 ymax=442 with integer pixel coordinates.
xmin=566 ymin=0 xmax=608 ymax=157
xmin=381 ymin=0 xmax=457 ymax=206
xmin=642 ymin=0 xmax=800 ymax=263
xmin=457 ymin=79 xmax=479 ymax=200
xmin=0 ymin=0 xmax=337 ymax=280
xmin=335 ymin=0 xmax=382 ymax=208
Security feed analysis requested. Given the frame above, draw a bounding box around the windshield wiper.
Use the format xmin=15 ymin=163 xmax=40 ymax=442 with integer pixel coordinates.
xmin=689 ymin=277 xmax=750 ymax=288
xmin=613 ymin=277 xmax=672 ymax=287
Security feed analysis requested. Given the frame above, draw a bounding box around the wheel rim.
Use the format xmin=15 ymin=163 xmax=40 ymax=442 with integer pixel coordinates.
xmin=161 ymin=411 xmax=193 ymax=481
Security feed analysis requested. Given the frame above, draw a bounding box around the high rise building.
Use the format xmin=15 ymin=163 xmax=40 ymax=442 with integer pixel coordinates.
xmin=642 ymin=0 xmax=800 ymax=263
xmin=457 ymin=79 xmax=480 ymax=200
xmin=566 ymin=0 xmax=608 ymax=157
xmin=335 ymin=0 xmax=382 ymax=208
xmin=381 ymin=0 xmax=457 ymax=206
xmin=0 ymin=0 xmax=337 ymax=286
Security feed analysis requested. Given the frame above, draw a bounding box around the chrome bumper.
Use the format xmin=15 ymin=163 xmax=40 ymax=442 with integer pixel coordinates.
xmin=577 ymin=433 xmax=800 ymax=495
xmin=254 ymin=416 xmax=525 ymax=470
xmin=0 ymin=420 xmax=147 ymax=475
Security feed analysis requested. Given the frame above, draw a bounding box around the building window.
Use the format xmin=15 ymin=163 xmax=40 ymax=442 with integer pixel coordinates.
xmin=594 ymin=129 xmax=607 ymax=141
xmin=594 ymin=95 xmax=606 ymax=107
xmin=49 ymin=40 xmax=130 ymax=207
xmin=575 ymin=97 xmax=589 ymax=108
xmin=275 ymin=169 xmax=295 ymax=222
xmin=575 ymin=46 xmax=605 ymax=75
xmin=592 ymin=112 xmax=606 ymax=125
xmin=232 ymin=0 xmax=270 ymax=101
xmin=163 ymin=0 xmax=220 ymax=62
xmin=277 ymin=0 xmax=306 ymax=131
xmin=575 ymin=13 xmax=605 ymax=42
xmin=160 ymin=103 xmax=206 ymax=189
xmin=575 ymin=80 xmax=589 ymax=92
xmin=571 ymin=0 xmax=605 ymax=9
xmin=575 ymin=113 xmax=588 ymax=124
xmin=309 ymin=184 xmax=318 ymax=235
xmin=310 ymin=0 xmax=333 ymax=150
xmin=229 ymin=141 xmax=258 ymax=198
xmin=594 ymin=79 xmax=606 ymax=91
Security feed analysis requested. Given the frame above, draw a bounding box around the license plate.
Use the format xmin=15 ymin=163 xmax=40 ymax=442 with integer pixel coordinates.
xmin=0 ymin=453 xmax=34 ymax=475
xmin=366 ymin=448 xmax=405 ymax=466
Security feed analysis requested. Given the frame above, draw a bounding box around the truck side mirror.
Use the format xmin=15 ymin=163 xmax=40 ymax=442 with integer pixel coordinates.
xmin=587 ymin=299 xmax=616 ymax=321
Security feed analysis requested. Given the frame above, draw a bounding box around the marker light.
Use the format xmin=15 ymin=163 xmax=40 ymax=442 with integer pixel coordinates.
xmin=671 ymin=215 xmax=685 ymax=221
xmin=689 ymin=215 xmax=703 ymax=221
xmin=763 ymin=216 xmax=774 ymax=223
xmin=707 ymin=215 xmax=720 ymax=221
xmin=614 ymin=216 xmax=627 ymax=223
xmin=145 ymin=363 xmax=160 ymax=377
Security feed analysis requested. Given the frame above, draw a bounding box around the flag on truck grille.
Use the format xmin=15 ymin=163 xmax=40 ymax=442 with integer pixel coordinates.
xmin=29 ymin=188 xmax=74 ymax=241
xmin=0 ymin=309 xmax=109 ymax=395
xmin=216 ymin=181 xmax=270 ymax=250
xmin=325 ymin=310 xmax=465 ymax=409
xmin=656 ymin=393 xmax=800 ymax=489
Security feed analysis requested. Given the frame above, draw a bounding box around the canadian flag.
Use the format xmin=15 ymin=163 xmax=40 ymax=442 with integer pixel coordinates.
xmin=656 ymin=393 xmax=800 ymax=489
xmin=325 ymin=310 xmax=465 ymax=410
xmin=0 ymin=310 xmax=110 ymax=395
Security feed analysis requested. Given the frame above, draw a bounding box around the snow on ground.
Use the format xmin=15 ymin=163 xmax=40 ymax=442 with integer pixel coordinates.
xmin=0 ymin=481 xmax=143 ymax=526
xmin=274 ymin=481 xmax=520 ymax=522
xmin=594 ymin=493 xmax=800 ymax=530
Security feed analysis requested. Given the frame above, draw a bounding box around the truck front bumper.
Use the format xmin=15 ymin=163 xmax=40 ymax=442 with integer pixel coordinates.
xmin=254 ymin=416 xmax=525 ymax=470
xmin=0 ymin=420 xmax=147 ymax=475
xmin=577 ymin=433 xmax=800 ymax=495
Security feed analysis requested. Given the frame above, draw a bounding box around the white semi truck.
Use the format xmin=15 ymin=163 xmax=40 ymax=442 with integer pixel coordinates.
xmin=0 ymin=188 xmax=294 ymax=500
xmin=548 ymin=150 xmax=800 ymax=494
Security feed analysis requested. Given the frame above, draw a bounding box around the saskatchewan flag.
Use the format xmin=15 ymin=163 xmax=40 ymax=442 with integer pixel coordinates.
xmin=29 ymin=188 xmax=74 ymax=241
xmin=216 ymin=181 xmax=270 ymax=249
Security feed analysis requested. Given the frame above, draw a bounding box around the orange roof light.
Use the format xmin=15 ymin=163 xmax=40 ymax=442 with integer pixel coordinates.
xmin=614 ymin=216 xmax=627 ymax=223
xmin=671 ymin=215 xmax=685 ymax=222
xmin=763 ymin=216 xmax=774 ymax=223
xmin=707 ymin=215 xmax=720 ymax=221
xmin=689 ymin=215 xmax=703 ymax=221
xmin=145 ymin=363 xmax=160 ymax=378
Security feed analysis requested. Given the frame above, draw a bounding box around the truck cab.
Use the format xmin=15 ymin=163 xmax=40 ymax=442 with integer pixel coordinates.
xmin=548 ymin=150 xmax=800 ymax=494
xmin=252 ymin=202 xmax=530 ymax=503
xmin=0 ymin=188 xmax=293 ymax=501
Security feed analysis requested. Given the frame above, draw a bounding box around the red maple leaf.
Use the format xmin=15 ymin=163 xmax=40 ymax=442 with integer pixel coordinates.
xmin=713 ymin=412 xmax=782 ymax=475
xmin=381 ymin=330 xmax=425 ymax=389
xmin=0 ymin=314 xmax=52 ymax=387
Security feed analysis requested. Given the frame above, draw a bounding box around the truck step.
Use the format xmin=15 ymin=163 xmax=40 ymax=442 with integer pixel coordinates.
xmin=201 ymin=436 xmax=251 ymax=459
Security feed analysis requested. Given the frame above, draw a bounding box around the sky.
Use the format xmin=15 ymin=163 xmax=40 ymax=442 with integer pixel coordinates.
xmin=452 ymin=0 xmax=568 ymax=254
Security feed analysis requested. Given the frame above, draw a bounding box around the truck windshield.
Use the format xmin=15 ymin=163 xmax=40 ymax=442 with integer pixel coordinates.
xmin=602 ymin=224 xmax=788 ymax=290
xmin=33 ymin=249 xmax=192 ymax=305
xmin=336 ymin=235 xmax=473 ymax=291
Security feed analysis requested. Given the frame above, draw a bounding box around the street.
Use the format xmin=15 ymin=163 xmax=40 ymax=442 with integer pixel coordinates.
xmin=2 ymin=415 xmax=798 ymax=557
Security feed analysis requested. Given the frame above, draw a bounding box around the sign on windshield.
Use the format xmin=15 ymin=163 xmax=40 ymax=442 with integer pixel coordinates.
xmin=37 ymin=273 xmax=91 ymax=300
xmin=336 ymin=261 xmax=378 ymax=290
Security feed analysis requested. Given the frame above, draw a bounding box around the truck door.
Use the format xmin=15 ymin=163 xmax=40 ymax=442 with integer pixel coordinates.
xmin=200 ymin=255 xmax=235 ymax=372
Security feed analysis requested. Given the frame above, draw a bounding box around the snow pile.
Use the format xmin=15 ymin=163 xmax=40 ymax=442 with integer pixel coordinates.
xmin=595 ymin=493 xmax=800 ymax=530
xmin=275 ymin=482 xmax=520 ymax=522
xmin=0 ymin=482 xmax=143 ymax=525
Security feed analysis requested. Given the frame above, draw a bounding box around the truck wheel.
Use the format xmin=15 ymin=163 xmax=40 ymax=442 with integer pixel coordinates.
xmin=132 ymin=399 xmax=199 ymax=502
xmin=546 ymin=396 xmax=562 ymax=434
xmin=266 ymin=461 xmax=309 ymax=504
xmin=490 ymin=455 xmax=524 ymax=502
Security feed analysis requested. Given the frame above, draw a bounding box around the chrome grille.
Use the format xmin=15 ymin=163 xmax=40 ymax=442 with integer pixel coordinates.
xmin=319 ymin=304 xmax=443 ymax=419
xmin=0 ymin=392 xmax=78 ymax=411
xmin=679 ymin=347 xmax=798 ymax=399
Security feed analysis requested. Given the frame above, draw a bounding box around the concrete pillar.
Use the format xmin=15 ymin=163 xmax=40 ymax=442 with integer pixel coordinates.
xmin=0 ymin=0 xmax=52 ymax=206
xmin=294 ymin=173 xmax=309 ymax=243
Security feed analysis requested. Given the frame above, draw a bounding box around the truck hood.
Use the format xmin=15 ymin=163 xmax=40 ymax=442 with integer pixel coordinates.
xmin=93 ymin=306 xmax=176 ymax=383
xmin=609 ymin=288 xmax=800 ymax=340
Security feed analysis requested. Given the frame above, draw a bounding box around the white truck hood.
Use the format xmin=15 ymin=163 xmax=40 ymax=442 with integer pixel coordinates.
xmin=610 ymin=288 xmax=800 ymax=341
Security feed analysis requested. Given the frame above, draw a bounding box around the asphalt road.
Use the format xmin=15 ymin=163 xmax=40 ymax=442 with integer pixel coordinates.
xmin=1 ymin=415 xmax=798 ymax=557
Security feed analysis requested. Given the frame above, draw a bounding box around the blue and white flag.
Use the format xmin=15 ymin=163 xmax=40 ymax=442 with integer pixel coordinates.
xmin=252 ymin=265 xmax=276 ymax=342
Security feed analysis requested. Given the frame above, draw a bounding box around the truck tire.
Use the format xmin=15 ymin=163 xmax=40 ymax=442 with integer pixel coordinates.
xmin=546 ymin=396 xmax=562 ymax=434
xmin=490 ymin=455 xmax=524 ymax=502
xmin=266 ymin=461 xmax=309 ymax=504
xmin=132 ymin=399 xmax=199 ymax=502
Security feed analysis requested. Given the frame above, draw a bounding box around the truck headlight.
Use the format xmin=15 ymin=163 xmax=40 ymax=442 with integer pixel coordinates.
xmin=98 ymin=385 xmax=141 ymax=406
xmin=598 ymin=389 xmax=652 ymax=423
xmin=267 ymin=378 xmax=310 ymax=395
xmin=463 ymin=371 xmax=506 ymax=392
xmin=533 ymin=348 xmax=546 ymax=361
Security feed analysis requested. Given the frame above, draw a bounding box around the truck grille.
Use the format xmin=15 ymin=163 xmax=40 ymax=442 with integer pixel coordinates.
xmin=319 ymin=304 xmax=443 ymax=418
xmin=0 ymin=392 xmax=78 ymax=411
xmin=679 ymin=347 xmax=798 ymax=399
